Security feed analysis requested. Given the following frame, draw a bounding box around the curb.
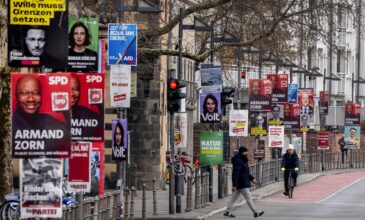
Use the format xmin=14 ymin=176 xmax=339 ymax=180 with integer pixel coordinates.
xmin=196 ymin=168 xmax=365 ymax=220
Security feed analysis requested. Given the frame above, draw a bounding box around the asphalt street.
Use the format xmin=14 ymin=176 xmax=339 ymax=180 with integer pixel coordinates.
xmin=210 ymin=171 xmax=365 ymax=220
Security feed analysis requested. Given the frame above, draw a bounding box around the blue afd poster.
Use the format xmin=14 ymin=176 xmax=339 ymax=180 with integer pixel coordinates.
xmin=108 ymin=24 xmax=137 ymax=66
xmin=288 ymin=84 xmax=298 ymax=103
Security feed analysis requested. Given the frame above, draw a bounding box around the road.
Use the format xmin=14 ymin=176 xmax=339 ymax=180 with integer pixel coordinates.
xmin=210 ymin=171 xmax=365 ymax=220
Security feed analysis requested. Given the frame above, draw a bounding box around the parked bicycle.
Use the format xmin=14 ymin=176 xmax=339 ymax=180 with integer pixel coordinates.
xmin=165 ymin=150 xmax=193 ymax=184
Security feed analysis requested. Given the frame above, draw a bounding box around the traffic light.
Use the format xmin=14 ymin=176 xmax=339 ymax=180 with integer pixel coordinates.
xmin=221 ymin=86 xmax=235 ymax=106
xmin=167 ymin=79 xmax=187 ymax=113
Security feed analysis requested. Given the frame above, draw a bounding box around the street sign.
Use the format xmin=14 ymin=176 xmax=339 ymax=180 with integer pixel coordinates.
xmin=317 ymin=131 xmax=329 ymax=150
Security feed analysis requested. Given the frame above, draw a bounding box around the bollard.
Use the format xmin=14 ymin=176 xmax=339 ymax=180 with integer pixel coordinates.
xmin=106 ymin=193 xmax=112 ymax=219
xmin=112 ymin=192 xmax=119 ymax=219
xmin=224 ymin=167 xmax=228 ymax=197
xmin=142 ymin=184 xmax=146 ymax=220
xmin=153 ymin=178 xmax=157 ymax=216
xmin=195 ymin=172 xmax=201 ymax=209
xmin=218 ymin=164 xmax=223 ymax=199
xmin=206 ymin=172 xmax=210 ymax=205
xmin=209 ymin=165 xmax=214 ymax=203
xmin=124 ymin=187 xmax=129 ymax=220
xmin=130 ymin=187 xmax=135 ymax=220
xmin=185 ymin=176 xmax=193 ymax=212
xmin=200 ymin=173 xmax=205 ymax=208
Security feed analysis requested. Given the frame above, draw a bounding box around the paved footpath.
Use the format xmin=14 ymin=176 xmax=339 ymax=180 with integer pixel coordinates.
xmin=127 ymin=169 xmax=365 ymax=219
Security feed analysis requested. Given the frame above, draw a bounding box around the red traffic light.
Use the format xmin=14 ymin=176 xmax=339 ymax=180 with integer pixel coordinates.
xmin=169 ymin=80 xmax=178 ymax=90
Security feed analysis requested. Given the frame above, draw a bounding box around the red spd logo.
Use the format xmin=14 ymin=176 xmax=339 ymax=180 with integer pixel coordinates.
xmin=88 ymin=88 xmax=103 ymax=104
xmin=52 ymin=92 xmax=69 ymax=111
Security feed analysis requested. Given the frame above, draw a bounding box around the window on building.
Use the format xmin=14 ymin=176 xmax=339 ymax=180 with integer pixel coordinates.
xmin=336 ymin=50 xmax=346 ymax=73
xmin=318 ymin=48 xmax=324 ymax=72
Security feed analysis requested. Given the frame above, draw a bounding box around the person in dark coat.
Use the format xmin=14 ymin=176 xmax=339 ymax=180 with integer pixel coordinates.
xmin=224 ymin=146 xmax=264 ymax=218
xmin=281 ymin=144 xmax=299 ymax=196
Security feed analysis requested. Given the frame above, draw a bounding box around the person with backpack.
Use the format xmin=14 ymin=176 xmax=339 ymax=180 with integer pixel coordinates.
xmin=223 ymin=146 xmax=264 ymax=218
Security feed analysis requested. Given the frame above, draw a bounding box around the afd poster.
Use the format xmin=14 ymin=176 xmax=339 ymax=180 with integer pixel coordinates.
xmin=68 ymin=17 xmax=99 ymax=72
xmin=200 ymin=131 xmax=223 ymax=166
xmin=200 ymin=64 xmax=223 ymax=93
xmin=11 ymin=73 xmax=71 ymax=158
xmin=111 ymin=119 xmax=128 ymax=161
xmin=249 ymin=79 xmax=272 ymax=112
xmin=70 ymin=73 xmax=104 ymax=142
xmin=8 ymin=0 xmax=68 ymax=69
xmin=174 ymin=113 xmax=188 ymax=151
xmin=200 ymin=92 xmax=221 ymax=123
xmin=68 ymin=142 xmax=92 ymax=192
xmin=288 ymin=84 xmax=298 ymax=103
xmin=229 ymin=110 xmax=248 ymax=137
xmin=20 ymin=158 xmax=63 ymax=219
xmin=267 ymin=74 xmax=288 ymax=103
xmin=108 ymin=24 xmax=137 ymax=66
xmin=110 ymin=65 xmax=131 ymax=108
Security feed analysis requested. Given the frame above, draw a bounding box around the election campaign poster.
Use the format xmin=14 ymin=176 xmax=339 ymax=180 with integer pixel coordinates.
xmin=11 ymin=73 xmax=71 ymax=158
xmin=250 ymin=111 xmax=268 ymax=136
xmin=20 ymin=158 xmax=63 ymax=218
xmin=111 ymin=119 xmax=128 ymax=161
xmin=84 ymin=142 xmax=104 ymax=197
xmin=268 ymin=104 xmax=284 ymax=126
xmin=200 ymin=64 xmax=223 ymax=93
xmin=267 ymin=74 xmax=288 ymax=103
xmin=288 ymin=84 xmax=298 ymax=103
xmin=131 ymin=72 xmax=137 ymax=97
xmin=229 ymin=110 xmax=249 ymax=137
xmin=70 ymin=73 xmax=104 ymax=142
xmin=174 ymin=113 xmax=188 ymax=151
xmin=68 ymin=17 xmax=99 ymax=72
xmin=344 ymin=126 xmax=360 ymax=149
xmin=200 ymin=131 xmax=223 ymax=166
xmin=249 ymin=79 xmax=272 ymax=112
xmin=319 ymin=91 xmax=329 ymax=115
xmin=298 ymin=88 xmax=314 ymax=118
xmin=108 ymin=24 xmax=138 ymax=65
xmin=110 ymin=65 xmax=131 ymax=108
xmin=68 ymin=142 xmax=92 ymax=192
xmin=283 ymin=103 xmax=300 ymax=131
xmin=200 ymin=92 xmax=221 ymax=123
xmin=268 ymin=126 xmax=284 ymax=148
xmin=317 ymin=131 xmax=330 ymax=150
xmin=8 ymin=0 xmax=68 ymax=69
xmin=345 ymin=103 xmax=361 ymax=125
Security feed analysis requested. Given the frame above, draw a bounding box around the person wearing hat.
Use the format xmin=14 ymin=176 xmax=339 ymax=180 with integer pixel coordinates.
xmin=281 ymin=144 xmax=299 ymax=196
xmin=223 ymin=146 xmax=264 ymax=218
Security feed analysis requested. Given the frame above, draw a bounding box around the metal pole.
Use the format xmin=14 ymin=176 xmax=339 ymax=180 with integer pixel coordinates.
xmin=352 ymin=72 xmax=355 ymax=102
xmin=259 ymin=52 xmax=263 ymax=79
xmin=328 ymin=0 xmax=333 ymax=106
xmin=169 ymin=113 xmax=175 ymax=214
xmin=209 ymin=165 xmax=213 ymax=202
xmin=290 ymin=68 xmax=293 ymax=83
xmin=299 ymin=0 xmax=303 ymax=88
xmin=178 ymin=8 xmax=183 ymax=80
xmin=356 ymin=0 xmax=361 ymax=102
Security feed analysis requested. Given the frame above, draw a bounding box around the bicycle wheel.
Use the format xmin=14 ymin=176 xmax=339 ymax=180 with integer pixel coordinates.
xmin=288 ymin=177 xmax=294 ymax=199
xmin=0 ymin=200 xmax=21 ymax=220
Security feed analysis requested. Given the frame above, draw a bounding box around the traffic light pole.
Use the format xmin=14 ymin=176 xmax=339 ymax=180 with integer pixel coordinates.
xmin=169 ymin=112 xmax=176 ymax=214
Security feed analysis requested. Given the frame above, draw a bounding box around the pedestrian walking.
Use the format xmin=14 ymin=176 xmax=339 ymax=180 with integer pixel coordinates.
xmin=223 ymin=146 xmax=264 ymax=218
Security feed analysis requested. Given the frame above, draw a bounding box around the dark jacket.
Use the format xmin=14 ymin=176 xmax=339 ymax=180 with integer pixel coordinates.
xmin=231 ymin=154 xmax=255 ymax=189
xmin=281 ymin=151 xmax=299 ymax=169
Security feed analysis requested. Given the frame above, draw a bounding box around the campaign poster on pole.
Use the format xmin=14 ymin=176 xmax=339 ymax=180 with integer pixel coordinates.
xmin=200 ymin=92 xmax=221 ymax=123
xmin=345 ymin=103 xmax=361 ymax=125
xmin=84 ymin=142 xmax=104 ymax=197
xmin=200 ymin=64 xmax=223 ymax=93
xmin=268 ymin=104 xmax=284 ymax=126
xmin=319 ymin=91 xmax=329 ymax=115
xmin=249 ymin=79 xmax=272 ymax=112
xmin=11 ymin=73 xmax=71 ymax=158
xmin=68 ymin=17 xmax=99 ymax=72
xmin=174 ymin=113 xmax=188 ymax=151
xmin=268 ymin=126 xmax=284 ymax=148
xmin=249 ymin=111 xmax=268 ymax=136
xmin=298 ymin=88 xmax=315 ymax=126
xmin=20 ymin=158 xmax=63 ymax=218
xmin=110 ymin=65 xmax=131 ymax=108
xmin=108 ymin=24 xmax=138 ymax=66
xmin=317 ymin=131 xmax=330 ymax=150
xmin=111 ymin=119 xmax=128 ymax=161
xmin=200 ymin=131 xmax=223 ymax=166
xmin=344 ymin=126 xmax=361 ymax=149
xmin=283 ymin=103 xmax=300 ymax=131
xmin=292 ymin=137 xmax=302 ymax=158
xmin=70 ymin=73 xmax=104 ymax=142
xmin=288 ymin=84 xmax=298 ymax=103
xmin=229 ymin=110 xmax=248 ymax=137
xmin=68 ymin=142 xmax=92 ymax=192
xmin=267 ymin=74 xmax=288 ymax=103
xmin=8 ymin=0 xmax=68 ymax=69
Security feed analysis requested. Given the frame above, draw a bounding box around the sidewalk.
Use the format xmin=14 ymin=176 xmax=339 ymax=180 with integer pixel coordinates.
xmin=127 ymin=168 xmax=365 ymax=219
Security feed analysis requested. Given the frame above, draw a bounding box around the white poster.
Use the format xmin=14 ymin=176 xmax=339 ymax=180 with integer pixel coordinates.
xmin=229 ymin=110 xmax=249 ymax=137
xmin=200 ymin=63 xmax=222 ymax=93
xmin=20 ymin=158 xmax=63 ymax=219
xmin=131 ymin=72 xmax=137 ymax=97
xmin=110 ymin=65 xmax=131 ymax=107
xmin=268 ymin=126 xmax=284 ymax=148
xmin=174 ymin=113 xmax=188 ymax=151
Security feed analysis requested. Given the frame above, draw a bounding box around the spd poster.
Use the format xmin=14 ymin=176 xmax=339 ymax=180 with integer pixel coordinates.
xmin=229 ymin=110 xmax=248 ymax=137
xmin=111 ymin=119 xmax=128 ymax=161
xmin=68 ymin=142 xmax=92 ymax=192
xmin=70 ymin=73 xmax=104 ymax=141
xmin=345 ymin=103 xmax=361 ymax=126
xmin=249 ymin=79 xmax=272 ymax=112
xmin=283 ymin=103 xmax=300 ymax=131
xmin=20 ymin=158 xmax=63 ymax=218
xmin=11 ymin=73 xmax=71 ymax=158
xmin=8 ymin=0 xmax=68 ymax=69
xmin=267 ymin=74 xmax=288 ymax=103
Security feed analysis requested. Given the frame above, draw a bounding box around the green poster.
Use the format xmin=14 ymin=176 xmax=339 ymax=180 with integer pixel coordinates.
xmin=200 ymin=131 xmax=223 ymax=166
